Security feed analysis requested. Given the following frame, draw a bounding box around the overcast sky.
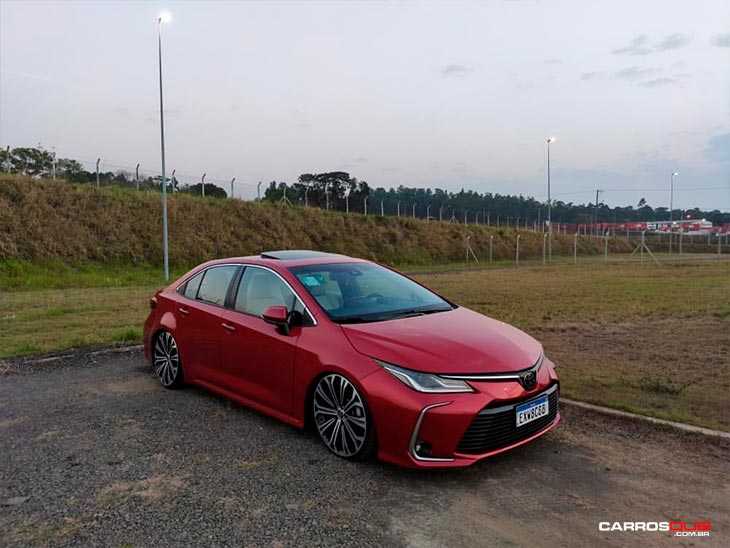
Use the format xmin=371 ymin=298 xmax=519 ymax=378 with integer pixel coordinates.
xmin=1 ymin=0 xmax=729 ymax=210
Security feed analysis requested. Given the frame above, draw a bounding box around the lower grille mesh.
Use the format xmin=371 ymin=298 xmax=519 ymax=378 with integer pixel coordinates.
xmin=456 ymin=385 xmax=559 ymax=454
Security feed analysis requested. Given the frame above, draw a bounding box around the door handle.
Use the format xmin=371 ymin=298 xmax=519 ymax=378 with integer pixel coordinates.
xmin=221 ymin=322 xmax=236 ymax=333
xmin=178 ymin=307 xmax=190 ymax=316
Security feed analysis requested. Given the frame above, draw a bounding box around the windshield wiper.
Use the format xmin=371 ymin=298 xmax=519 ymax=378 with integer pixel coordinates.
xmin=374 ymin=307 xmax=451 ymax=321
xmin=332 ymin=316 xmax=385 ymax=324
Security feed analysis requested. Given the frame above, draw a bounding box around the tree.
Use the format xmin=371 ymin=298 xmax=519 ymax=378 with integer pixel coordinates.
xmin=183 ymin=182 xmax=227 ymax=199
xmin=7 ymin=146 xmax=53 ymax=176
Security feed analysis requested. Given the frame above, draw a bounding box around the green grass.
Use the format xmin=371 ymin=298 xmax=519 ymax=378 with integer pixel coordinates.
xmin=1 ymin=259 xmax=728 ymax=430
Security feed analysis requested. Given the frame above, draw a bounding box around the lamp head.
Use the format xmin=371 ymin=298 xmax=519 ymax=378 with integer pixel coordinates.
xmin=547 ymin=137 xmax=556 ymax=144
xmin=158 ymin=11 xmax=172 ymax=24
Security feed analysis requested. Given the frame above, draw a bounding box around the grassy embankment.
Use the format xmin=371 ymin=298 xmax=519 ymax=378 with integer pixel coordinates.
xmin=0 ymin=174 xmax=631 ymax=267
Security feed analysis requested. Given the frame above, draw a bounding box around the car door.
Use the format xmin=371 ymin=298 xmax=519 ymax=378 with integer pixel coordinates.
xmin=175 ymin=264 xmax=240 ymax=385
xmin=220 ymin=266 xmax=309 ymax=415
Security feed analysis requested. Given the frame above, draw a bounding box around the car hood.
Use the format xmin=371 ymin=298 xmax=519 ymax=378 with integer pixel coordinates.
xmin=341 ymin=307 xmax=541 ymax=374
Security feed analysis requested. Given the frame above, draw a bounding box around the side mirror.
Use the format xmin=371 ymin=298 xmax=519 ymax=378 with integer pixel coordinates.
xmin=262 ymin=305 xmax=291 ymax=335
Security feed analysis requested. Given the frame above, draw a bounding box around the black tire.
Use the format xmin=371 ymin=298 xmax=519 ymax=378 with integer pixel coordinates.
xmin=152 ymin=331 xmax=185 ymax=389
xmin=312 ymin=373 xmax=377 ymax=460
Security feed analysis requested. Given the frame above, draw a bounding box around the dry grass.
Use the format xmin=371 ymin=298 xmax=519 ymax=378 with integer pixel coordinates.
xmin=0 ymin=174 xmax=632 ymax=267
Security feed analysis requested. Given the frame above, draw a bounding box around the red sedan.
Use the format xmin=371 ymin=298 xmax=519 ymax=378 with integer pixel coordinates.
xmin=143 ymin=250 xmax=560 ymax=468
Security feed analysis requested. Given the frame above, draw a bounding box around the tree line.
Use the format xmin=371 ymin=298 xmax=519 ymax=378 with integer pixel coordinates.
xmin=1 ymin=146 xmax=727 ymax=226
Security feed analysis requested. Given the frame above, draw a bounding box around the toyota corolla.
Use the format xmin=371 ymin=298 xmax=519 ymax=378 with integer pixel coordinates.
xmin=143 ymin=250 xmax=560 ymax=468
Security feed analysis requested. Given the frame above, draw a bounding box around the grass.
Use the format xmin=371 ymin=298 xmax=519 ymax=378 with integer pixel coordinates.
xmin=0 ymin=259 xmax=728 ymax=430
xmin=0 ymin=174 xmax=634 ymax=267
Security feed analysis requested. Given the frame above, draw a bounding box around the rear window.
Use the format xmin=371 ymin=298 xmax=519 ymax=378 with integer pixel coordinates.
xmin=196 ymin=265 xmax=238 ymax=306
xmin=182 ymin=271 xmax=205 ymax=299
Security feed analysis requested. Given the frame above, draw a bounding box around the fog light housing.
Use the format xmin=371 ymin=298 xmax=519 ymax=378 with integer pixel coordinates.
xmin=414 ymin=440 xmax=432 ymax=457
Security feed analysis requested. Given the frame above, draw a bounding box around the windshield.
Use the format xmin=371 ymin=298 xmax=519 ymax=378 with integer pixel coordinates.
xmin=289 ymin=262 xmax=453 ymax=323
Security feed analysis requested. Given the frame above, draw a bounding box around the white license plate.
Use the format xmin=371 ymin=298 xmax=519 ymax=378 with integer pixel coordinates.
xmin=515 ymin=395 xmax=549 ymax=427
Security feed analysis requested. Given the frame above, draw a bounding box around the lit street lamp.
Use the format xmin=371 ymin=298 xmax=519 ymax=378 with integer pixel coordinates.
xmin=157 ymin=11 xmax=172 ymax=280
xmin=546 ymin=136 xmax=556 ymax=261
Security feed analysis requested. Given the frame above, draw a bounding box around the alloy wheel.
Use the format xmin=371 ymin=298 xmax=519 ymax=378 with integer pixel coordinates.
xmin=313 ymin=374 xmax=368 ymax=458
xmin=153 ymin=331 xmax=182 ymax=388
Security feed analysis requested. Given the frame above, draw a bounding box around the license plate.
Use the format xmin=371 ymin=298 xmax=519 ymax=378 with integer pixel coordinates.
xmin=515 ymin=395 xmax=549 ymax=427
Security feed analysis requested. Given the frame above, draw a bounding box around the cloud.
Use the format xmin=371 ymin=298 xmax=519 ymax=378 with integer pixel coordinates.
xmin=705 ymin=133 xmax=730 ymax=163
xmin=613 ymin=66 xmax=655 ymax=80
xmin=441 ymin=64 xmax=470 ymax=77
xmin=613 ymin=33 xmax=690 ymax=55
xmin=613 ymin=34 xmax=652 ymax=55
xmin=638 ymin=77 xmax=679 ymax=88
xmin=710 ymin=33 xmax=730 ymax=48
xmin=545 ymin=59 xmax=562 ymax=65
xmin=580 ymin=72 xmax=599 ymax=80
xmin=654 ymin=33 xmax=690 ymax=51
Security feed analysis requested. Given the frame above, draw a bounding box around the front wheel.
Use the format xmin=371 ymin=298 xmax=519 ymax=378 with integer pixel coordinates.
xmin=312 ymin=374 xmax=376 ymax=460
xmin=152 ymin=331 xmax=184 ymax=389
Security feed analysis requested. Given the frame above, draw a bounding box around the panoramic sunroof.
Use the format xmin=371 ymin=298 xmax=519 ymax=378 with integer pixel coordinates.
xmin=260 ymin=250 xmax=344 ymax=260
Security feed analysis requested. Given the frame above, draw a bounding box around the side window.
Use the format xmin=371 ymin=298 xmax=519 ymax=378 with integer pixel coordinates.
xmin=235 ymin=268 xmax=298 ymax=317
xmin=182 ymin=271 xmax=205 ymax=299
xmin=196 ymin=265 xmax=238 ymax=306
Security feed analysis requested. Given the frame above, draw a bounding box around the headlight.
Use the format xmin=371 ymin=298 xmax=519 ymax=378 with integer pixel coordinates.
xmin=375 ymin=359 xmax=474 ymax=393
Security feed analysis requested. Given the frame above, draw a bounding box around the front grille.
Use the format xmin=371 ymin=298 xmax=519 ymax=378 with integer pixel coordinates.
xmin=456 ymin=384 xmax=559 ymax=454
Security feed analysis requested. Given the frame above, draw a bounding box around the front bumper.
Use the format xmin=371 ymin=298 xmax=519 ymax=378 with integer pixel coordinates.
xmin=362 ymin=357 xmax=560 ymax=468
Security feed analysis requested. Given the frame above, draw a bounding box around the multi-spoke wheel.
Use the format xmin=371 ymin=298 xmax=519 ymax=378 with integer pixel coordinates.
xmin=152 ymin=331 xmax=184 ymax=389
xmin=312 ymin=373 xmax=376 ymax=460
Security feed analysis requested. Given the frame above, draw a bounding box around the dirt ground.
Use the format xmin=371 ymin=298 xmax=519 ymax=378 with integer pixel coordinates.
xmin=533 ymin=316 xmax=730 ymax=430
xmin=1 ymin=350 xmax=728 ymax=547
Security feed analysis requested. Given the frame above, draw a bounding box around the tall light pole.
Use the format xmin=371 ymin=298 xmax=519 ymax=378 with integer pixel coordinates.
xmin=157 ymin=11 xmax=171 ymax=280
xmin=546 ymin=136 xmax=556 ymax=261
xmin=594 ymin=189 xmax=603 ymax=236
xmin=201 ymin=173 xmax=206 ymax=197
xmin=669 ymin=171 xmax=678 ymax=253
xmin=257 ymin=181 xmax=262 ymax=201
xmin=96 ymin=158 xmax=100 ymax=188
xmin=230 ymin=178 xmax=235 ymax=198
xmin=135 ymin=163 xmax=140 ymax=190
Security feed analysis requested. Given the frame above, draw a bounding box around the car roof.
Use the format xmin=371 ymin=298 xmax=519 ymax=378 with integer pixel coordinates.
xmin=203 ymin=250 xmax=367 ymax=269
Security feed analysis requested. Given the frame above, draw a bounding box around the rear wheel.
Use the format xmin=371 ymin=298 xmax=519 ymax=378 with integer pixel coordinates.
xmin=152 ymin=331 xmax=184 ymax=389
xmin=312 ymin=374 xmax=376 ymax=460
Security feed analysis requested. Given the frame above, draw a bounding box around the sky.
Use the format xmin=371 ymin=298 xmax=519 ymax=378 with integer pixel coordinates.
xmin=1 ymin=0 xmax=729 ymax=210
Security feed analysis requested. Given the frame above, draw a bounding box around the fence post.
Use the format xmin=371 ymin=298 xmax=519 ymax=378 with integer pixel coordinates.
xmin=516 ymin=234 xmax=521 ymax=266
xmin=640 ymin=231 xmax=645 ymax=265
xmin=542 ymin=233 xmax=547 ymax=265
xmin=679 ymin=232 xmax=684 ymax=261
xmin=364 ymin=196 xmax=368 ymax=215
xmin=574 ymin=232 xmax=578 ymax=264
xmin=489 ymin=235 xmax=493 ymax=263
xmin=604 ymin=231 xmax=609 ymax=263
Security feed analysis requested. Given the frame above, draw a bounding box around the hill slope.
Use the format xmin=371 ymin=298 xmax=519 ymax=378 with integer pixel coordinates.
xmin=0 ymin=175 xmax=632 ymax=265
